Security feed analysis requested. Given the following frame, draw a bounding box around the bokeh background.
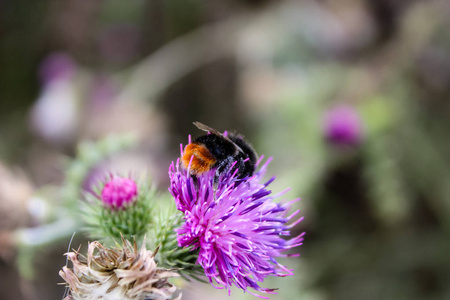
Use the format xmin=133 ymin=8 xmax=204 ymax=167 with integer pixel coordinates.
xmin=1 ymin=0 xmax=450 ymax=299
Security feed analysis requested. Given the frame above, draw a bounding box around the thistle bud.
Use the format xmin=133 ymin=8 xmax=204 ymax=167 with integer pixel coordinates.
xmin=101 ymin=176 xmax=138 ymax=209
xmin=81 ymin=174 xmax=154 ymax=244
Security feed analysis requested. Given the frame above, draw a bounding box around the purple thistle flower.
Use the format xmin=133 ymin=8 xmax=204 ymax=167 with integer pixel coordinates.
xmin=323 ymin=105 xmax=363 ymax=146
xmin=39 ymin=52 xmax=76 ymax=85
xmin=169 ymin=153 xmax=304 ymax=298
xmin=101 ymin=175 xmax=138 ymax=209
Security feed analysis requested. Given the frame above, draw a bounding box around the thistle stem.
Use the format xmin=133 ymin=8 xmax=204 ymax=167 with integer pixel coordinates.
xmin=13 ymin=218 xmax=79 ymax=247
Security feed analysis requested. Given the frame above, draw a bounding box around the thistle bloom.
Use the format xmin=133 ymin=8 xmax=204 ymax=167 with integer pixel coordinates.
xmin=82 ymin=174 xmax=152 ymax=243
xmin=323 ymin=105 xmax=363 ymax=146
xmin=101 ymin=175 xmax=138 ymax=209
xmin=169 ymin=154 xmax=304 ymax=298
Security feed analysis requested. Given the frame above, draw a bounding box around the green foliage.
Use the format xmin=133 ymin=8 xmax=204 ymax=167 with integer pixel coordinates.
xmin=13 ymin=134 xmax=139 ymax=281
xmin=149 ymin=197 xmax=204 ymax=280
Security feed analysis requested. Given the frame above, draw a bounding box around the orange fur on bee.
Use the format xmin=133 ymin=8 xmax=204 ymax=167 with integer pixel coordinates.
xmin=182 ymin=143 xmax=217 ymax=174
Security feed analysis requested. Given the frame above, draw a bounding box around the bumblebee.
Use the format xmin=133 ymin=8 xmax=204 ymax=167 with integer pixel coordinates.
xmin=182 ymin=122 xmax=257 ymax=179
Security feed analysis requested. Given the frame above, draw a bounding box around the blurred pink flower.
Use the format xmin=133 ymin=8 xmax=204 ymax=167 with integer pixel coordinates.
xmin=323 ymin=105 xmax=363 ymax=146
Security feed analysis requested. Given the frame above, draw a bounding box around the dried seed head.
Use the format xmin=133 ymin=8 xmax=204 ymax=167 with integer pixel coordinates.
xmin=60 ymin=237 xmax=181 ymax=300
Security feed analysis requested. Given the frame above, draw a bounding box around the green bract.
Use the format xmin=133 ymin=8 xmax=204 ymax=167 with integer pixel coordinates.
xmin=81 ymin=178 xmax=154 ymax=244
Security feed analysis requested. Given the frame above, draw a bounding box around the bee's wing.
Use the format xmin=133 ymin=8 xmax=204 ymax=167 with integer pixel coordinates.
xmin=194 ymin=122 xmax=223 ymax=136
xmin=193 ymin=121 xmax=244 ymax=154
xmin=193 ymin=121 xmax=222 ymax=136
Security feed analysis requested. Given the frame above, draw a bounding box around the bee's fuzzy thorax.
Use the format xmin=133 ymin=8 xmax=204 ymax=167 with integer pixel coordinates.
xmin=182 ymin=143 xmax=216 ymax=175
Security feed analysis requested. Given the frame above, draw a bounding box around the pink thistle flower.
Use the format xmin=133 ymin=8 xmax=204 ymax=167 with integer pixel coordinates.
xmin=82 ymin=174 xmax=153 ymax=243
xmin=101 ymin=175 xmax=138 ymax=209
xmin=323 ymin=105 xmax=364 ymax=146
xmin=169 ymin=154 xmax=304 ymax=298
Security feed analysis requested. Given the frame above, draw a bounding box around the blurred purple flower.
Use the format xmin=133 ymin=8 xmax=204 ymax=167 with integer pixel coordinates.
xmin=101 ymin=175 xmax=138 ymax=209
xmin=30 ymin=52 xmax=79 ymax=145
xmin=169 ymin=155 xmax=304 ymax=298
xmin=39 ymin=52 xmax=76 ymax=84
xmin=323 ymin=105 xmax=363 ymax=146
xmin=88 ymin=75 xmax=117 ymax=108
xmin=82 ymin=165 xmax=104 ymax=195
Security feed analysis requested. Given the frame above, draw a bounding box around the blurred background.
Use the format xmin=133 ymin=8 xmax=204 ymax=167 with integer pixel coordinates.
xmin=1 ymin=0 xmax=450 ymax=299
